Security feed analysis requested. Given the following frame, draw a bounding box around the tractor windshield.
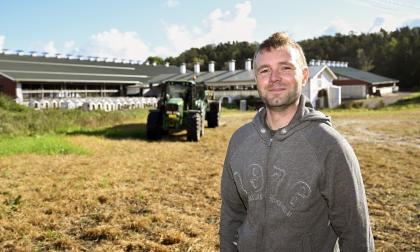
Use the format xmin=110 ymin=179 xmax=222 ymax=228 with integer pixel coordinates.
xmin=167 ymin=83 xmax=188 ymax=98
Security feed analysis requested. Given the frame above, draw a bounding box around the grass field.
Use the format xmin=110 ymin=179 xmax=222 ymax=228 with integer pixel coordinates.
xmin=0 ymin=101 xmax=419 ymax=251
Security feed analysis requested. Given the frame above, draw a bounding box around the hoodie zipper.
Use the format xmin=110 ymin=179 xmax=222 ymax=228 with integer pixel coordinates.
xmin=256 ymin=136 xmax=273 ymax=251
xmin=251 ymin=98 xmax=331 ymax=251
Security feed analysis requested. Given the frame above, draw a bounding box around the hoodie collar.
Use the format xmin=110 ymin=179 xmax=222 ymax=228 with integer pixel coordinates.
xmin=252 ymin=95 xmax=331 ymax=143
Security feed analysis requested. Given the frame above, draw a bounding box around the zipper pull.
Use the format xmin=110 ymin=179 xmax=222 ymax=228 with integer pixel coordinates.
xmin=268 ymin=138 xmax=273 ymax=147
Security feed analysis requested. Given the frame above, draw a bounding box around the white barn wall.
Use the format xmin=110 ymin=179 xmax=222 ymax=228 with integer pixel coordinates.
xmin=304 ymin=71 xmax=341 ymax=108
xmin=328 ymin=86 xmax=341 ymax=108
xmin=15 ymin=83 xmax=23 ymax=103
xmin=374 ymin=86 xmax=394 ymax=95
xmin=341 ymin=85 xmax=367 ymax=99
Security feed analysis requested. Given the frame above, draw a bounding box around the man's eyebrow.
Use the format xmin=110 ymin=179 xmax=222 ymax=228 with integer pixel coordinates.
xmin=278 ymin=61 xmax=294 ymax=65
xmin=256 ymin=61 xmax=295 ymax=71
xmin=256 ymin=64 xmax=270 ymax=71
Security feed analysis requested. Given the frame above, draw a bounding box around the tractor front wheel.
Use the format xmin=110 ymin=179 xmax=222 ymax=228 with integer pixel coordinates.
xmin=146 ymin=111 xmax=163 ymax=140
xmin=187 ymin=113 xmax=201 ymax=142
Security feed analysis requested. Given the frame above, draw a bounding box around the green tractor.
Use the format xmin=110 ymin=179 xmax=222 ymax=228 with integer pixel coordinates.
xmin=146 ymin=80 xmax=220 ymax=141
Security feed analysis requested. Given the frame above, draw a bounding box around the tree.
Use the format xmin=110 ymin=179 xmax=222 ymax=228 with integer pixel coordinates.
xmin=356 ymin=48 xmax=374 ymax=71
xmin=150 ymin=27 xmax=420 ymax=90
xmin=144 ymin=56 xmax=165 ymax=65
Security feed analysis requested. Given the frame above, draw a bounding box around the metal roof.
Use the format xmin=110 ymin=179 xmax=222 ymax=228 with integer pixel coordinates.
xmin=330 ymin=66 xmax=398 ymax=84
xmin=308 ymin=65 xmax=337 ymax=79
xmin=149 ymin=69 xmax=256 ymax=84
xmin=0 ymin=53 xmax=179 ymax=84
xmin=150 ymin=66 xmax=337 ymax=85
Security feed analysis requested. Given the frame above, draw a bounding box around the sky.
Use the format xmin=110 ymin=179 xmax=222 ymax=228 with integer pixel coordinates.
xmin=1 ymin=0 xmax=419 ymax=62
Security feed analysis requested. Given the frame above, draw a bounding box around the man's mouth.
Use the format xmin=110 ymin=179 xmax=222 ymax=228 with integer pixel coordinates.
xmin=267 ymin=86 xmax=287 ymax=92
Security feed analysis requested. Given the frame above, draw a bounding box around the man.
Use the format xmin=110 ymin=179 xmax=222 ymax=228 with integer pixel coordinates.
xmin=219 ymin=32 xmax=374 ymax=251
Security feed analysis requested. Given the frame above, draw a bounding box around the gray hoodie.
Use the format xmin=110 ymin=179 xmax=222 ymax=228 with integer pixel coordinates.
xmin=220 ymin=96 xmax=374 ymax=251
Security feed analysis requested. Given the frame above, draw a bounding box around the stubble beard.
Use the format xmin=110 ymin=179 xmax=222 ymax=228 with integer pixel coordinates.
xmin=259 ymin=87 xmax=300 ymax=112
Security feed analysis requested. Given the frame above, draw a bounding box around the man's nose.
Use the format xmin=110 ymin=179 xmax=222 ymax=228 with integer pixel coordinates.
xmin=270 ymin=68 xmax=282 ymax=83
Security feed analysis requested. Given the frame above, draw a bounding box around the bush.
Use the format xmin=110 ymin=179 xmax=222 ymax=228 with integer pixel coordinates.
xmin=0 ymin=94 xmax=28 ymax=112
xmin=338 ymin=100 xmax=365 ymax=109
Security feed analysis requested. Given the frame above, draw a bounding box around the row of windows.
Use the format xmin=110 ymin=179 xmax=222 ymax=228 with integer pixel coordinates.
xmin=21 ymin=83 xmax=122 ymax=90
xmin=210 ymin=85 xmax=257 ymax=91
xmin=22 ymin=92 xmax=120 ymax=100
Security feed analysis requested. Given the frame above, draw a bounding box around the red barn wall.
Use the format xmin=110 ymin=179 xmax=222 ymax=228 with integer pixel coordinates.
xmin=0 ymin=75 xmax=17 ymax=98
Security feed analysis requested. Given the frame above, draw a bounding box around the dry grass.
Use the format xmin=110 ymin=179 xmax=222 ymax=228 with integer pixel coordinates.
xmin=328 ymin=108 xmax=420 ymax=251
xmin=0 ymin=107 xmax=419 ymax=251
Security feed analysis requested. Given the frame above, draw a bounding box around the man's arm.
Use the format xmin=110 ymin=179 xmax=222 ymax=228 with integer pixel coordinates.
xmin=220 ymin=156 xmax=247 ymax=252
xmin=320 ymin=139 xmax=375 ymax=252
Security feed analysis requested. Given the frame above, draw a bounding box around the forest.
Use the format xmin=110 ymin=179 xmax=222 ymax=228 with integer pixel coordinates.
xmin=147 ymin=26 xmax=420 ymax=91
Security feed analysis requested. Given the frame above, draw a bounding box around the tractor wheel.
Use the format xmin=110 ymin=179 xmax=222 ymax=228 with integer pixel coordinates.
xmin=200 ymin=114 xmax=205 ymax=136
xmin=187 ymin=113 xmax=201 ymax=142
xmin=207 ymin=102 xmax=220 ymax=128
xmin=146 ymin=111 xmax=163 ymax=140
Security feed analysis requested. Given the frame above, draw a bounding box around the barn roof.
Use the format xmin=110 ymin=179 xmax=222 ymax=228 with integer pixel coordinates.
xmin=148 ymin=69 xmax=256 ymax=84
xmin=150 ymin=65 xmax=337 ymax=85
xmin=330 ymin=66 xmax=398 ymax=84
xmin=308 ymin=65 xmax=337 ymax=79
xmin=0 ymin=53 xmax=179 ymax=84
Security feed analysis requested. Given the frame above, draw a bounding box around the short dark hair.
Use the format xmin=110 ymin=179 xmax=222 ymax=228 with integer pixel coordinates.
xmin=253 ymin=32 xmax=307 ymax=74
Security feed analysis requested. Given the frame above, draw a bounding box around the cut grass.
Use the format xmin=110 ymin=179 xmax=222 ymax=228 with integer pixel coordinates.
xmin=0 ymin=135 xmax=87 ymax=156
xmin=0 ymin=107 xmax=418 ymax=251
xmin=0 ymin=93 xmax=419 ymax=251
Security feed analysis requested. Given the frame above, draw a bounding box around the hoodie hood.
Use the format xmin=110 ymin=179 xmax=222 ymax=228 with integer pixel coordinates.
xmin=252 ymin=95 xmax=331 ymax=143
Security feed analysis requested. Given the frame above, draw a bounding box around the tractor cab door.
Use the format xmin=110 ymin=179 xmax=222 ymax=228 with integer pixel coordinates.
xmin=189 ymin=85 xmax=196 ymax=109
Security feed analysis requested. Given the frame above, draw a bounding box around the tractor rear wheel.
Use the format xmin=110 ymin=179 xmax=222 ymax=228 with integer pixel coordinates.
xmin=187 ymin=113 xmax=201 ymax=141
xmin=146 ymin=111 xmax=163 ymax=140
xmin=207 ymin=102 xmax=220 ymax=128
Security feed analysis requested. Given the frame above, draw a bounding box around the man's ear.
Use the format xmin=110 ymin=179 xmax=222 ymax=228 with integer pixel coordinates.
xmin=302 ymin=67 xmax=309 ymax=87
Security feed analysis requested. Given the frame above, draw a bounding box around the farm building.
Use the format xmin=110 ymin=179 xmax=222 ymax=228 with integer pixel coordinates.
xmin=303 ymin=64 xmax=341 ymax=108
xmin=1 ymin=50 xmax=397 ymax=110
xmin=310 ymin=60 xmax=399 ymax=99
xmin=148 ymin=60 xmax=257 ymax=104
xmin=0 ymin=51 xmax=179 ymax=105
xmin=149 ymin=59 xmax=341 ymax=108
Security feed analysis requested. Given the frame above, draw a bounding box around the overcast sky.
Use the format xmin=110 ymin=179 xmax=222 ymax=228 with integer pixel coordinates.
xmin=1 ymin=0 xmax=419 ymax=62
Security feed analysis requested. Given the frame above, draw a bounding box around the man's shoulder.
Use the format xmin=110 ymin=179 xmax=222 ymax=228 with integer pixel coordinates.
xmin=302 ymin=121 xmax=352 ymax=151
xmin=224 ymin=122 xmax=257 ymax=159
xmin=230 ymin=121 xmax=255 ymax=143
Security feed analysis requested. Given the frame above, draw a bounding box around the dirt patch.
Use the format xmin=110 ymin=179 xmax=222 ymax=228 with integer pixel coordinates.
xmin=342 ymin=92 xmax=412 ymax=109
xmin=0 ymin=108 xmax=419 ymax=251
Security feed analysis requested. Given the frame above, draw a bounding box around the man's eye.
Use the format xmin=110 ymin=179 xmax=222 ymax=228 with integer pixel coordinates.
xmin=258 ymin=69 xmax=269 ymax=74
xmin=281 ymin=66 xmax=293 ymax=70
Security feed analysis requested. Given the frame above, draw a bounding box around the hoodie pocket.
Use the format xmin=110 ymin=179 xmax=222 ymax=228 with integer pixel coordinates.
xmin=301 ymin=233 xmax=313 ymax=252
xmin=237 ymin=223 xmax=257 ymax=252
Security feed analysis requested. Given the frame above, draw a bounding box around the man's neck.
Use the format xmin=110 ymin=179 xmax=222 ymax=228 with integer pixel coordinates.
xmin=265 ymin=102 xmax=299 ymax=130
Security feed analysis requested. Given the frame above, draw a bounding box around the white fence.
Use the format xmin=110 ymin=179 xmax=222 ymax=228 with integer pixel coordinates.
xmin=27 ymin=97 xmax=158 ymax=111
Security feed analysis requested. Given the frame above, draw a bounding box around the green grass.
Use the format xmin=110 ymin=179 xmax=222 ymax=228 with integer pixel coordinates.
xmin=0 ymin=135 xmax=88 ymax=156
xmin=67 ymin=123 xmax=147 ymax=139
xmin=389 ymin=92 xmax=420 ymax=107
xmin=0 ymin=92 xmax=418 ymax=156
xmin=0 ymin=94 xmax=149 ymax=136
xmin=321 ymin=92 xmax=420 ymax=116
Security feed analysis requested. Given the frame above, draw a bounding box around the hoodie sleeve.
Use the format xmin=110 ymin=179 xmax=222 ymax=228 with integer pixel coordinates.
xmin=320 ymin=136 xmax=375 ymax=252
xmin=220 ymin=143 xmax=247 ymax=252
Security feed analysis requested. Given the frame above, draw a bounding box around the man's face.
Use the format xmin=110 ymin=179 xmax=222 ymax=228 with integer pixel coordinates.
xmin=254 ymin=47 xmax=308 ymax=111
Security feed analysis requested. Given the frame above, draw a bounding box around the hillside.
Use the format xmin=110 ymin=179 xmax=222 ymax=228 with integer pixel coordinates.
xmin=153 ymin=27 xmax=420 ymax=91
